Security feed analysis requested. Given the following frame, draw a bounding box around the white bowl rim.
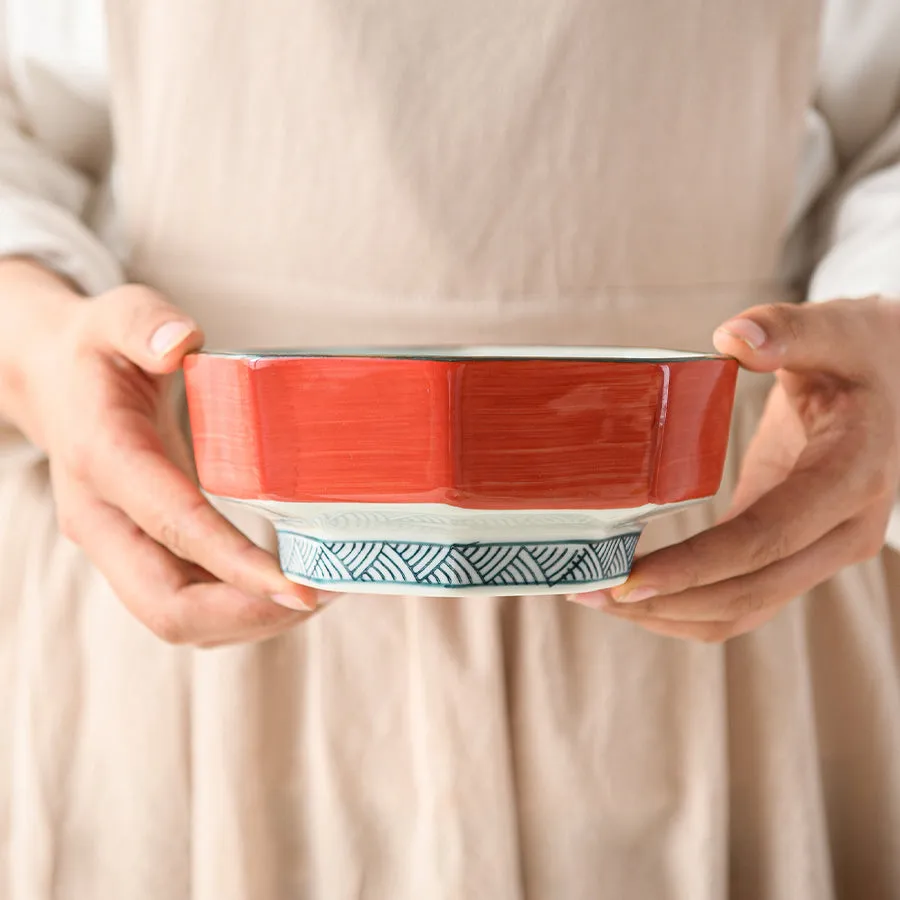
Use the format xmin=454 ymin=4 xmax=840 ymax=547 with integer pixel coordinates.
xmin=194 ymin=345 xmax=728 ymax=362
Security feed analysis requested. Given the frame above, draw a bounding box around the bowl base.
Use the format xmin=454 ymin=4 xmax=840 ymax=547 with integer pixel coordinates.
xmin=277 ymin=530 xmax=640 ymax=597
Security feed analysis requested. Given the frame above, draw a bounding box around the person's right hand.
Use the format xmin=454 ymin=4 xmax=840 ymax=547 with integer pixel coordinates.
xmin=16 ymin=278 xmax=321 ymax=647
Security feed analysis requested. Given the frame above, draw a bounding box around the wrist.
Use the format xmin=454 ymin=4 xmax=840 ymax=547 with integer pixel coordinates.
xmin=0 ymin=258 xmax=82 ymax=438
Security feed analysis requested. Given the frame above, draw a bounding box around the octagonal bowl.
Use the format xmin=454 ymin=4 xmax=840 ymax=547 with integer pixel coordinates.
xmin=183 ymin=347 xmax=737 ymax=596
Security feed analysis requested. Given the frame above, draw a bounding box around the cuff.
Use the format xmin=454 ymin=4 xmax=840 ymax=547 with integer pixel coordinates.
xmin=807 ymin=164 xmax=900 ymax=304
xmin=0 ymin=189 xmax=124 ymax=296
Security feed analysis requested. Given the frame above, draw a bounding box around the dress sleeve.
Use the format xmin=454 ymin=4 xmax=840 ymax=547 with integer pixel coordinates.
xmin=806 ymin=126 xmax=900 ymax=303
xmin=0 ymin=3 xmax=123 ymax=295
xmin=805 ymin=0 xmax=900 ymax=303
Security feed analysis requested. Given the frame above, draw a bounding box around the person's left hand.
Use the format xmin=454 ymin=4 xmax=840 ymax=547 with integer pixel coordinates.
xmin=569 ymin=297 xmax=900 ymax=642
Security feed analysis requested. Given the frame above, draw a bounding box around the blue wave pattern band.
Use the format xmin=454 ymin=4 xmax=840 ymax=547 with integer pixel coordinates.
xmin=277 ymin=531 xmax=641 ymax=590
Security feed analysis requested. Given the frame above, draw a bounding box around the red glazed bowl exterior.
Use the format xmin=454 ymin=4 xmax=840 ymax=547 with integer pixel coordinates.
xmin=183 ymin=351 xmax=738 ymax=510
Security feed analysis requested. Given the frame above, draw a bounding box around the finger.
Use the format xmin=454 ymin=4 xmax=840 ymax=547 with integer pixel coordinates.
xmin=90 ymin=432 xmax=317 ymax=611
xmin=601 ymin=512 xmax=882 ymax=623
xmin=712 ymin=299 xmax=886 ymax=381
xmin=605 ymin=614 xmax=741 ymax=644
xmin=611 ymin=435 xmax=868 ymax=602
xmin=723 ymin=386 xmax=804 ymax=520
xmin=65 ymin=490 xmax=311 ymax=645
xmin=196 ymin=601 xmax=337 ymax=648
xmin=602 ymin=606 xmax=783 ymax=643
xmin=85 ymin=286 xmax=205 ymax=375
xmin=571 ymin=588 xmax=783 ymax=640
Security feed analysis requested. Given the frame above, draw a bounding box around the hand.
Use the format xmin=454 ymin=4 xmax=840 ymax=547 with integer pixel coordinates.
xmin=12 ymin=273 xmax=323 ymax=647
xmin=571 ymin=298 xmax=900 ymax=642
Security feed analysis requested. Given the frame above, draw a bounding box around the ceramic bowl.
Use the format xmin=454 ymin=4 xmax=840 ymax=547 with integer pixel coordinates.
xmin=183 ymin=348 xmax=737 ymax=596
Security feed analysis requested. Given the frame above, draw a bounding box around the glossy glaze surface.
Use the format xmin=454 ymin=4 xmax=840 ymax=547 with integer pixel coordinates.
xmin=183 ymin=349 xmax=737 ymax=510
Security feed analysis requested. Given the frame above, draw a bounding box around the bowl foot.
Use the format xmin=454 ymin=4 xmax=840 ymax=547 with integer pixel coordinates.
xmin=276 ymin=530 xmax=640 ymax=597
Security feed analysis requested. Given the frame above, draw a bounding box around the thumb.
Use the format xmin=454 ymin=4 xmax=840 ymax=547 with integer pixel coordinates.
xmin=712 ymin=300 xmax=866 ymax=379
xmin=89 ymin=285 xmax=205 ymax=374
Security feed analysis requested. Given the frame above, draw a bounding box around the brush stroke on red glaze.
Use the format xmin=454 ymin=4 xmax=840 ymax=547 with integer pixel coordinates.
xmin=183 ymin=354 xmax=738 ymax=509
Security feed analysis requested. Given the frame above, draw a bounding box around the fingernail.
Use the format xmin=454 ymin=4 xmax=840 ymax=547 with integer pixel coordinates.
xmin=612 ymin=585 xmax=658 ymax=604
xmin=149 ymin=321 xmax=195 ymax=358
xmin=714 ymin=318 xmax=767 ymax=352
xmin=272 ymin=591 xmax=317 ymax=613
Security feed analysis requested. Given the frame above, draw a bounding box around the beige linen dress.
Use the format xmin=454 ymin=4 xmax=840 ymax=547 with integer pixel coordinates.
xmin=2 ymin=0 xmax=900 ymax=898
